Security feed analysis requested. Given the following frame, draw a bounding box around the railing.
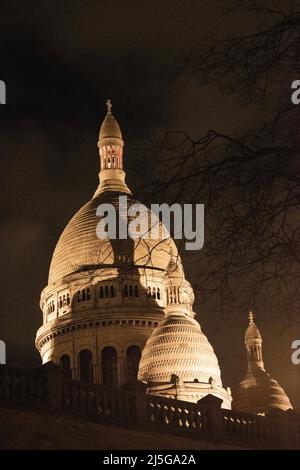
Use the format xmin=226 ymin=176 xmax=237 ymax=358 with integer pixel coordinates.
xmin=0 ymin=365 xmax=47 ymax=409
xmin=285 ymin=412 xmax=300 ymax=448
xmin=62 ymin=380 xmax=136 ymax=424
xmin=222 ymin=409 xmax=279 ymax=447
xmin=0 ymin=363 xmax=299 ymax=449
xmin=147 ymin=394 xmax=212 ymax=437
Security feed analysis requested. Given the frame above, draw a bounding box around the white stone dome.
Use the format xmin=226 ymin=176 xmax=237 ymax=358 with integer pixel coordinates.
xmin=234 ymin=367 xmax=292 ymax=413
xmin=138 ymin=312 xmax=223 ymax=385
xmin=48 ymin=192 xmax=178 ymax=285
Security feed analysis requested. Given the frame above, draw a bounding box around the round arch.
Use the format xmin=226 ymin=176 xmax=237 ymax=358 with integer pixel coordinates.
xmin=126 ymin=345 xmax=142 ymax=383
xmin=100 ymin=346 xmax=118 ymax=386
xmin=78 ymin=349 xmax=93 ymax=383
xmin=59 ymin=353 xmax=72 ymax=380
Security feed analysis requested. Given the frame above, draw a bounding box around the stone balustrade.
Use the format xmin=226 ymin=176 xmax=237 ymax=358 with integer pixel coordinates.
xmin=0 ymin=363 xmax=299 ymax=449
xmin=0 ymin=365 xmax=46 ymax=408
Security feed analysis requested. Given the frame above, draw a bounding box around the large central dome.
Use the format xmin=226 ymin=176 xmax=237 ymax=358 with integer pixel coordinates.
xmin=37 ymin=101 xmax=176 ymax=382
xmin=48 ymin=99 xmax=177 ymax=285
xmin=48 ymin=192 xmax=176 ymax=285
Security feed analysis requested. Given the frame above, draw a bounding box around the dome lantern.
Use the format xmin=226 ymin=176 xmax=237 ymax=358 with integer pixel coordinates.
xmin=245 ymin=311 xmax=264 ymax=369
xmin=95 ymin=100 xmax=131 ymax=195
xmin=164 ymin=252 xmax=195 ymax=316
xmin=98 ymin=99 xmax=124 ymax=160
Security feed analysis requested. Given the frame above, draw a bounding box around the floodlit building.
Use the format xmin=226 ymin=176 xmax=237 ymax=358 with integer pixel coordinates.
xmin=35 ymin=101 xmax=231 ymax=407
xmin=35 ymin=102 xmax=292 ymax=416
xmin=1 ymin=102 xmax=297 ymax=451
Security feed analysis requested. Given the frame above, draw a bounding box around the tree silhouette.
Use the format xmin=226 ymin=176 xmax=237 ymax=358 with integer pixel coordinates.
xmin=131 ymin=1 xmax=300 ymax=325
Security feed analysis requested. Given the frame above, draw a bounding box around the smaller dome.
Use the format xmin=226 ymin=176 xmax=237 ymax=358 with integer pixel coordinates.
xmin=234 ymin=368 xmax=292 ymax=414
xmin=138 ymin=312 xmax=223 ymax=385
xmin=98 ymin=99 xmax=123 ymax=147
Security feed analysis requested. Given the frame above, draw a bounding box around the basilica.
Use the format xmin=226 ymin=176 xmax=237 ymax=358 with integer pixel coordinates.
xmin=35 ymin=101 xmax=292 ymax=415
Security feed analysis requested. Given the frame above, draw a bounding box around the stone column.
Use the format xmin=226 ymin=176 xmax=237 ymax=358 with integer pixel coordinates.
xmin=129 ymin=380 xmax=148 ymax=426
xmin=197 ymin=394 xmax=223 ymax=439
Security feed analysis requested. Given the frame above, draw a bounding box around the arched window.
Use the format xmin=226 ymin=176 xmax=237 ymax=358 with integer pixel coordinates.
xmin=124 ymin=285 xmax=128 ymax=297
xmin=110 ymin=285 xmax=115 ymax=297
xmin=66 ymin=294 xmax=70 ymax=306
xmin=87 ymin=288 xmax=91 ymax=300
xmin=100 ymin=286 xmax=104 ymax=298
xmin=146 ymin=287 xmax=151 ymax=298
xmin=82 ymin=289 xmax=86 ymax=301
xmin=78 ymin=349 xmax=93 ymax=383
xmin=59 ymin=354 xmax=72 ymax=380
xmin=157 ymin=287 xmax=161 ymax=300
xmin=129 ymin=285 xmax=133 ymax=297
xmin=126 ymin=346 xmax=141 ymax=383
xmin=134 ymin=285 xmax=139 ymax=297
xmin=105 ymin=286 xmax=109 ymax=298
xmin=152 ymin=287 xmax=156 ymax=299
xmin=101 ymin=347 xmax=118 ymax=386
xmin=77 ymin=291 xmax=81 ymax=302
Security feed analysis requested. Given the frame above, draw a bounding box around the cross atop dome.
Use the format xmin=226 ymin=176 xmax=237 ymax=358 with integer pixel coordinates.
xmin=106 ymin=99 xmax=112 ymax=114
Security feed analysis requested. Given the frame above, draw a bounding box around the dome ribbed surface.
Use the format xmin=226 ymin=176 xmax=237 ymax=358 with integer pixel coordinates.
xmin=48 ymin=192 xmax=177 ymax=284
xmin=233 ymin=367 xmax=292 ymax=413
xmin=138 ymin=313 xmax=223 ymax=384
xmin=99 ymin=113 xmax=123 ymax=144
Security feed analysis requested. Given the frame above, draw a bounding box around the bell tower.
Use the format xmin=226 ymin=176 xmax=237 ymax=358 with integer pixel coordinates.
xmin=95 ymin=100 xmax=131 ymax=195
xmin=245 ymin=311 xmax=264 ymax=369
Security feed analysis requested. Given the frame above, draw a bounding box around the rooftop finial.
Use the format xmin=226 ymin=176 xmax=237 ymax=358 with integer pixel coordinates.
xmin=106 ymin=99 xmax=112 ymax=114
xmin=248 ymin=310 xmax=254 ymax=324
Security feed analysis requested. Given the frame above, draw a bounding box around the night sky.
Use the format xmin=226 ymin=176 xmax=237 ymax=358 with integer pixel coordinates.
xmin=0 ymin=1 xmax=299 ymax=407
